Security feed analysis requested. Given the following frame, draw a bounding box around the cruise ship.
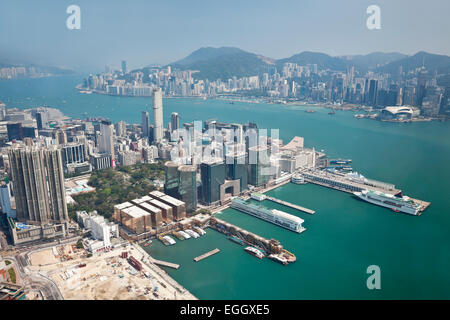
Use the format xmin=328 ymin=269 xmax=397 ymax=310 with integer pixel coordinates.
xmin=230 ymin=198 xmax=306 ymax=233
xmin=244 ymin=246 xmax=265 ymax=259
xmin=353 ymin=189 xmax=421 ymax=215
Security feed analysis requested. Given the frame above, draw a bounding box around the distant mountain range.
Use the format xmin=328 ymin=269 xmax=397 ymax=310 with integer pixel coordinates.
xmin=167 ymin=46 xmax=450 ymax=81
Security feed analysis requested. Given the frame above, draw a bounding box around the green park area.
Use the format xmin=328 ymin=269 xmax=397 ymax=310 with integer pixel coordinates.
xmin=68 ymin=162 xmax=165 ymax=220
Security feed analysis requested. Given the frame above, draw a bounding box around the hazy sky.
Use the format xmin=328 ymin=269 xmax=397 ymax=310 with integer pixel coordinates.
xmin=0 ymin=0 xmax=449 ymax=71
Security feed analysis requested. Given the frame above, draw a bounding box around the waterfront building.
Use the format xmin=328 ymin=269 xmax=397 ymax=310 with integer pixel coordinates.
xmin=225 ymin=152 xmax=248 ymax=192
xmin=148 ymin=190 xmax=186 ymax=221
xmin=177 ymin=165 xmax=197 ymax=214
xmin=200 ymin=157 xmax=240 ymax=205
xmin=164 ymin=161 xmax=197 ymax=209
xmin=248 ymin=145 xmax=271 ymax=187
xmin=164 ymin=161 xmax=180 ymax=197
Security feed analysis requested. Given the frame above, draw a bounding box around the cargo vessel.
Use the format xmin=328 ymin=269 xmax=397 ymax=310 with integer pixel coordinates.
xmin=230 ymin=198 xmax=306 ymax=233
xmin=244 ymin=246 xmax=265 ymax=259
xmin=353 ymin=189 xmax=421 ymax=215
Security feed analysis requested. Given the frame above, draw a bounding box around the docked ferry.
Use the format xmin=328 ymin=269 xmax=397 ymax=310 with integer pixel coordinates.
xmin=193 ymin=226 xmax=206 ymax=235
xmin=353 ymin=189 xmax=421 ymax=215
xmin=185 ymin=229 xmax=200 ymax=238
xmin=178 ymin=230 xmax=191 ymax=239
xmin=268 ymin=254 xmax=289 ymax=265
xmin=162 ymin=235 xmax=176 ymax=245
xmin=244 ymin=246 xmax=265 ymax=259
xmin=231 ymin=198 xmax=306 ymax=233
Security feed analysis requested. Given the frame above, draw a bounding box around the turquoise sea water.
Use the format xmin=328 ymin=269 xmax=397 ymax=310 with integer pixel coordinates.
xmin=1 ymin=75 xmax=449 ymax=299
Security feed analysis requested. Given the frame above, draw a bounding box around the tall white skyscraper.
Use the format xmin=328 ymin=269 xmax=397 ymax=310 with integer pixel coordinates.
xmin=153 ymin=88 xmax=163 ymax=143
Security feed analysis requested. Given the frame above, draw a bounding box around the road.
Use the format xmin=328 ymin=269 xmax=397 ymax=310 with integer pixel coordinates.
xmin=3 ymin=237 xmax=80 ymax=300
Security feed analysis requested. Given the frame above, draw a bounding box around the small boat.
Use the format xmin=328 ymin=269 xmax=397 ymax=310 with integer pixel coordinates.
xmin=228 ymin=235 xmax=244 ymax=246
xmin=328 ymin=111 xmax=335 ymax=115
xmin=244 ymin=246 xmax=265 ymax=259
xmin=143 ymin=240 xmax=152 ymax=247
xmin=305 ymin=109 xmax=316 ymax=113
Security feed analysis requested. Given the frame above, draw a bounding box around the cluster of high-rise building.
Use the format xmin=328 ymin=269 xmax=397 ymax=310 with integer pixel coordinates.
xmin=0 ymin=66 xmax=61 ymax=80
xmin=82 ymin=60 xmax=450 ymax=119
xmin=0 ymin=84 xmax=317 ymax=245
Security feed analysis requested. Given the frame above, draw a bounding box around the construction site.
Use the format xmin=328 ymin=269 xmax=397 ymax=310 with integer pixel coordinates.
xmin=26 ymin=242 xmax=196 ymax=300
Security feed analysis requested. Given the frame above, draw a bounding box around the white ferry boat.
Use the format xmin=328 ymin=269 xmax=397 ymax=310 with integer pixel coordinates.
xmin=268 ymin=254 xmax=289 ymax=265
xmin=353 ymin=189 xmax=421 ymax=215
xmin=193 ymin=226 xmax=206 ymax=235
xmin=244 ymin=246 xmax=265 ymax=259
xmin=178 ymin=230 xmax=191 ymax=239
xmin=231 ymin=198 xmax=306 ymax=233
xmin=162 ymin=235 xmax=176 ymax=245
xmin=185 ymin=229 xmax=200 ymax=238
xmin=291 ymin=173 xmax=307 ymax=184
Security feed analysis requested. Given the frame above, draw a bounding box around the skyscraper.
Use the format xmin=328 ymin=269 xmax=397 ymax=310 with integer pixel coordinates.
xmin=177 ymin=165 xmax=197 ymax=214
xmin=98 ymin=120 xmax=115 ymax=161
xmin=368 ymin=79 xmax=378 ymax=106
xmin=141 ymin=111 xmax=150 ymax=137
xmin=152 ymin=88 xmax=163 ymax=143
xmin=121 ymin=60 xmax=127 ymax=74
xmin=171 ymin=112 xmax=179 ymax=133
xmin=8 ymin=146 xmax=68 ymax=225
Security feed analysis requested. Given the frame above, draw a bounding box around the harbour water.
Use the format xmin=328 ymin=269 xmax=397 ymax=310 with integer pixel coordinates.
xmin=1 ymin=75 xmax=449 ymax=299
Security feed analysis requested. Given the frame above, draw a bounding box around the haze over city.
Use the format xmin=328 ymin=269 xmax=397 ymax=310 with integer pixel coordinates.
xmin=1 ymin=0 xmax=450 ymax=70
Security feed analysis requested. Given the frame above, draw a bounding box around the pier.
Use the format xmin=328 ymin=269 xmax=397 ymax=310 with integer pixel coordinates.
xmin=147 ymin=255 xmax=180 ymax=269
xmin=194 ymin=248 xmax=220 ymax=262
xmin=300 ymin=169 xmax=430 ymax=214
xmin=210 ymin=217 xmax=296 ymax=264
xmin=265 ymin=196 xmax=315 ymax=215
